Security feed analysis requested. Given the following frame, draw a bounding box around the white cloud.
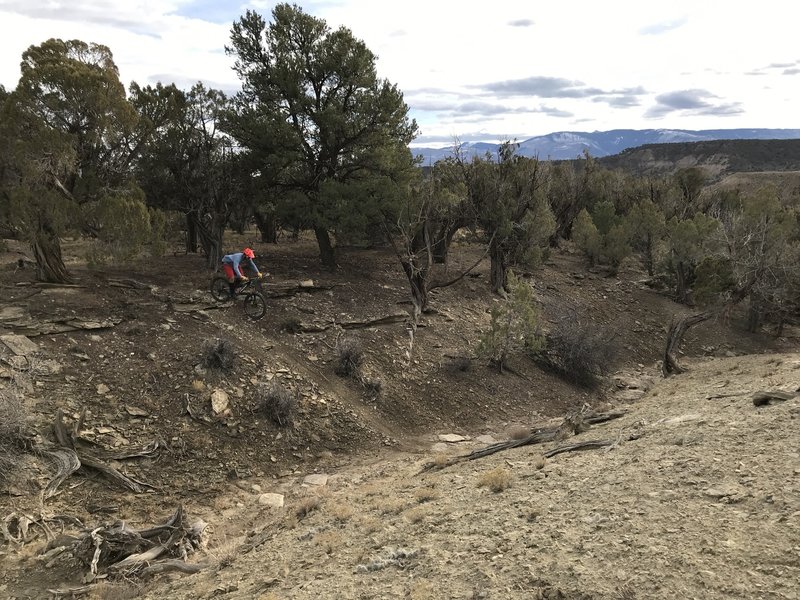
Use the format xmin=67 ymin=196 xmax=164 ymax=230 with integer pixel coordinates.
xmin=1 ymin=0 xmax=798 ymax=140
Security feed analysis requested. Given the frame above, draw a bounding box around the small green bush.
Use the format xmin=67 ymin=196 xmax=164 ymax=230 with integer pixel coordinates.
xmin=478 ymin=270 xmax=543 ymax=372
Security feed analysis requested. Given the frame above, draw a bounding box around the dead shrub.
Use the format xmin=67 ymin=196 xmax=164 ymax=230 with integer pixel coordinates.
xmin=360 ymin=375 xmax=383 ymax=398
xmin=256 ymin=382 xmax=298 ymax=428
xmin=403 ymin=506 xmax=430 ymax=524
xmin=413 ymin=486 xmax=440 ymax=503
xmin=201 ymin=337 xmax=236 ymax=371
xmin=334 ymin=336 xmax=364 ymax=378
xmin=477 ymin=467 xmax=513 ymax=493
xmin=315 ymin=530 xmax=343 ymax=555
xmin=535 ymin=312 xmax=618 ymax=387
xmin=280 ymin=317 xmax=303 ymax=334
xmin=447 ymin=355 xmax=473 ymax=373
xmin=328 ymin=502 xmax=355 ymax=523
xmin=295 ymin=495 xmax=321 ymax=520
xmin=0 ymin=387 xmax=28 ymax=485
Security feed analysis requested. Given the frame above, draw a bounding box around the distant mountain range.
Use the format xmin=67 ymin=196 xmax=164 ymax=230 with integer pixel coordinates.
xmin=410 ymin=128 xmax=800 ymax=163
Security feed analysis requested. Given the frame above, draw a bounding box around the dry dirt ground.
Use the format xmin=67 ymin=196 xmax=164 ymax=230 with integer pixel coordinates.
xmin=0 ymin=234 xmax=798 ymax=599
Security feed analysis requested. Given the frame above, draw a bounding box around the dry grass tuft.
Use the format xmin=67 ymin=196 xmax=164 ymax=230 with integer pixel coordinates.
xmin=328 ymin=502 xmax=355 ymax=523
xmin=403 ymin=506 xmax=431 ymax=524
xmin=477 ymin=467 xmax=513 ymax=493
xmin=508 ymin=425 xmax=530 ymax=440
xmin=295 ymin=495 xmax=322 ymax=520
xmin=315 ymin=530 xmax=343 ymax=555
xmin=413 ymin=486 xmax=440 ymax=503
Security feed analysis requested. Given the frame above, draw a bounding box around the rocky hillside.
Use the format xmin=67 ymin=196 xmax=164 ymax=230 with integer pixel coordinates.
xmin=0 ymin=235 xmax=798 ymax=599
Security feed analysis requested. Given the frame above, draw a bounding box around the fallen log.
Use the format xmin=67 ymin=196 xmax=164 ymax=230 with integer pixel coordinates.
xmin=543 ymin=439 xmax=613 ymax=458
xmin=419 ymin=410 xmax=626 ymax=472
xmin=295 ymin=312 xmax=409 ymax=333
xmin=752 ymin=389 xmax=798 ymax=406
xmin=141 ymin=559 xmax=205 ymax=576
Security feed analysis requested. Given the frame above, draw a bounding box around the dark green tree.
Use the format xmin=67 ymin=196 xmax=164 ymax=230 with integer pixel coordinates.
xmin=225 ymin=4 xmax=418 ymax=269
xmin=1 ymin=39 xmax=140 ymax=281
xmin=133 ymin=83 xmax=242 ymax=266
xmin=460 ymin=144 xmax=555 ymax=294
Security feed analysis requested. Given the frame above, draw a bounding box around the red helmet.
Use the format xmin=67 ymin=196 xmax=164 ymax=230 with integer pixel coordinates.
xmin=243 ymin=248 xmax=255 ymax=259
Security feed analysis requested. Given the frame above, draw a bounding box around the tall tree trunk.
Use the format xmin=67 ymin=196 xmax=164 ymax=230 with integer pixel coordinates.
xmin=197 ymin=220 xmax=224 ymax=269
xmin=675 ymin=261 xmax=692 ymax=305
xmin=431 ymin=223 xmax=459 ymax=264
xmin=645 ymin=234 xmax=654 ymax=276
xmin=400 ymin=259 xmax=429 ymax=320
xmin=747 ymin=299 xmax=763 ymax=333
xmin=315 ymin=227 xmax=336 ymax=270
xmin=185 ymin=213 xmax=198 ymax=254
xmin=32 ymin=224 xmax=71 ymax=284
xmin=254 ymin=211 xmax=278 ymax=244
xmin=489 ymin=239 xmax=508 ymax=295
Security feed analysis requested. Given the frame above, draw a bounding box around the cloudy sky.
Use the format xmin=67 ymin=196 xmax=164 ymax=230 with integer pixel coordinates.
xmin=1 ymin=0 xmax=798 ymax=146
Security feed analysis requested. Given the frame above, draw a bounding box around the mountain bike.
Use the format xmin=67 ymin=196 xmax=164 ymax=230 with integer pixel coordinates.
xmin=210 ymin=272 xmax=267 ymax=320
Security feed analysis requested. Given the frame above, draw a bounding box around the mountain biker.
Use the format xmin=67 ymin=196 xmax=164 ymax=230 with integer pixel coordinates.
xmin=221 ymin=248 xmax=262 ymax=299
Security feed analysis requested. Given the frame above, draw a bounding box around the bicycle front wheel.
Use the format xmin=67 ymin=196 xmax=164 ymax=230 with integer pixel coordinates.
xmin=243 ymin=292 xmax=267 ymax=320
xmin=210 ymin=276 xmax=231 ymax=302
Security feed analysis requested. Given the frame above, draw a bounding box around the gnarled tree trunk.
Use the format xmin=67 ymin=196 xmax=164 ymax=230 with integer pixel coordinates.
xmin=32 ymin=223 xmax=71 ymax=283
xmin=254 ymin=210 xmax=278 ymax=244
xmin=315 ymin=227 xmax=336 ymax=270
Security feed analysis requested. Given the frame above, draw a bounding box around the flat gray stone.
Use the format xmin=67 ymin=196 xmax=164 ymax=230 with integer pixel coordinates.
xmin=257 ymin=493 xmax=285 ymax=508
xmin=303 ymin=473 xmax=329 ymax=486
xmin=0 ymin=334 xmax=39 ymax=356
xmin=438 ymin=433 xmax=468 ymax=443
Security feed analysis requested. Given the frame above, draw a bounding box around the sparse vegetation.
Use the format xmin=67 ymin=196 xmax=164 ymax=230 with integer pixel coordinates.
xmin=478 ymin=270 xmax=544 ymax=372
xmin=295 ymin=495 xmax=322 ymax=519
xmin=255 ymin=381 xmax=298 ymax=428
xmin=535 ymin=312 xmax=618 ymax=387
xmin=0 ymin=386 xmax=28 ymax=485
xmin=201 ymin=337 xmax=236 ymax=371
xmin=477 ymin=467 xmax=513 ymax=493
xmin=335 ymin=335 xmax=364 ymax=378
xmin=280 ymin=317 xmax=303 ymax=334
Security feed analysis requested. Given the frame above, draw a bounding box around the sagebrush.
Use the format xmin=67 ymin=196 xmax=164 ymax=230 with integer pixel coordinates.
xmin=256 ymin=381 xmax=298 ymax=428
xmin=535 ymin=315 xmax=618 ymax=387
xmin=201 ymin=338 xmax=236 ymax=371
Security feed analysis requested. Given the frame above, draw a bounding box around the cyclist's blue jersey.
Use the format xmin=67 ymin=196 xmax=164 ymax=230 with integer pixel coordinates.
xmin=222 ymin=252 xmax=258 ymax=278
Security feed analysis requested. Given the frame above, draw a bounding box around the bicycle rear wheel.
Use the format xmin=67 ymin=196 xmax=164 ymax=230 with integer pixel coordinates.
xmin=210 ymin=276 xmax=231 ymax=302
xmin=243 ymin=292 xmax=267 ymax=320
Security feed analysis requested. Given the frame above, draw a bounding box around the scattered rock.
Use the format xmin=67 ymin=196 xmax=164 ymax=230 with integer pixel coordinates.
xmin=257 ymin=493 xmax=285 ymax=508
xmin=124 ymin=405 xmax=149 ymax=417
xmin=438 ymin=433 xmax=468 ymax=443
xmin=211 ymin=389 xmax=230 ymax=415
xmin=96 ymin=383 xmax=110 ymax=395
xmin=475 ymin=434 xmax=498 ymax=445
xmin=303 ymin=473 xmax=329 ymax=486
xmin=0 ymin=334 xmax=39 ymax=356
